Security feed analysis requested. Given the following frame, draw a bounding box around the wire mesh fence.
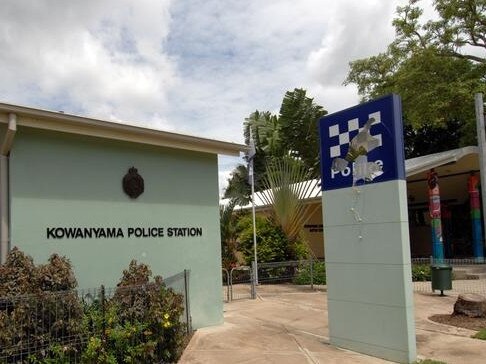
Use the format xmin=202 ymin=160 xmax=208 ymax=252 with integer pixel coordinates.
xmin=0 ymin=270 xmax=191 ymax=363
xmin=229 ymin=266 xmax=253 ymax=301
xmin=164 ymin=269 xmax=192 ymax=332
xmin=222 ymin=268 xmax=230 ymax=302
xmin=222 ymin=259 xmax=326 ymax=302
xmin=222 ymin=259 xmax=486 ymax=300
xmin=255 ymin=259 xmax=326 ymax=297
xmin=411 ymin=258 xmax=486 ymax=296
xmin=412 ymin=257 xmax=486 ymax=266
xmin=413 ymin=278 xmax=486 ymax=296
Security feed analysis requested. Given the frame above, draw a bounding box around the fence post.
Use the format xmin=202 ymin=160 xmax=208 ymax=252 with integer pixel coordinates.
xmin=100 ymin=285 xmax=106 ymax=342
xmin=251 ymin=261 xmax=256 ymax=299
xmin=229 ymin=268 xmax=234 ymax=301
xmin=310 ymin=259 xmax=314 ymax=290
xmin=184 ymin=269 xmax=192 ymax=333
xmin=223 ymin=268 xmax=230 ymax=302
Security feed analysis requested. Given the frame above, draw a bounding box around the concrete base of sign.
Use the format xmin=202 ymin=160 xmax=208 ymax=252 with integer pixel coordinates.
xmin=322 ymin=179 xmax=416 ymax=363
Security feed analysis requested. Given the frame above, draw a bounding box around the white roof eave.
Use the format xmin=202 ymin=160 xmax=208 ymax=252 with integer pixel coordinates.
xmin=0 ymin=102 xmax=247 ymax=156
xmin=405 ymin=146 xmax=478 ymax=177
xmin=223 ymin=146 xmax=479 ymax=209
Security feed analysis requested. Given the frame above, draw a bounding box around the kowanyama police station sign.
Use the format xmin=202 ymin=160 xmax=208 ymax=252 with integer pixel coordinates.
xmin=46 ymin=226 xmax=203 ymax=239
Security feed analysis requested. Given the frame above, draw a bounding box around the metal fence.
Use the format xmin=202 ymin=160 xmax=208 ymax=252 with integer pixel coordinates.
xmin=413 ymin=278 xmax=486 ymax=296
xmin=412 ymin=257 xmax=486 ymax=265
xmin=412 ymin=259 xmax=486 ymax=296
xmin=164 ymin=269 xmax=192 ymax=332
xmin=255 ymin=259 xmax=325 ymax=297
xmin=222 ymin=259 xmax=486 ymax=301
xmin=222 ymin=259 xmax=326 ymax=302
xmin=222 ymin=268 xmax=230 ymax=302
xmin=0 ymin=270 xmax=191 ymax=363
xmin=229 ymin=266 xmax=253 ymax=301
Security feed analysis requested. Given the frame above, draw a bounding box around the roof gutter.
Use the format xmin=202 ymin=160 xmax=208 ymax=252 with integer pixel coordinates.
xmin=0 ymin=113 xmax=16 ymax=264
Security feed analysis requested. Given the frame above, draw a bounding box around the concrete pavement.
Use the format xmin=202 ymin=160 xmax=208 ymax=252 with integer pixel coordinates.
xmin=180 ymin=286 xmax=486 ymax=363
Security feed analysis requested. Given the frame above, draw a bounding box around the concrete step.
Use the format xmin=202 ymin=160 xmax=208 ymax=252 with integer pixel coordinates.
xmin=465 ymin=272 xmax=486 ymax=280
xmin=452 ymin=265 xmax=486 ymax=279
xmin=469 ymin=267 xmax=486 ymax=273
xmin=453 ymin=269 xmax=469 ymax=280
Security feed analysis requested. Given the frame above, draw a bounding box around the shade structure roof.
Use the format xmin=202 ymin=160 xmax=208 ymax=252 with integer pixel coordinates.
xmin=223 ymin=146 xmax=480 ymax=209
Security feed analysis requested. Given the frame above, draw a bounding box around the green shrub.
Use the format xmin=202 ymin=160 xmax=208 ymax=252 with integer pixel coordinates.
xmin=0 ymin=250 xmax=188 ymax=363
xmin=472 ymin=328 xmax=486 ymax=340
xmin=0 ymin=248 xmax=83 ymax=363
xmin=293 ymin=261 xmax=326 ymax=285
xmin=83 ymin=260 xmax=187 ymax=364
xmin=236 ymin=214 xmax=309 ymax=264
xmin=412 ymin=264 xmax=431 ymax=281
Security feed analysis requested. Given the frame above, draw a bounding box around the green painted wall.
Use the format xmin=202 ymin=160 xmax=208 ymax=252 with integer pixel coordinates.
xmin=9 ymin=127 xmax=223 ymax=329
xmin=323 ymin=180 xmax=416 ymax=363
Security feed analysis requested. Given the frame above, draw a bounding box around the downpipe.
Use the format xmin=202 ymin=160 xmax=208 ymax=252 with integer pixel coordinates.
xmin=0 ymin=113 xmax=16 ymax=264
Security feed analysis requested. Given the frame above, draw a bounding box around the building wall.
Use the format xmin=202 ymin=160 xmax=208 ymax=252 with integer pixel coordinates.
xmin=302 ymin=203 xmax=325 ymax=258
xmin=9 ymin=127 xmax=222 ymax=329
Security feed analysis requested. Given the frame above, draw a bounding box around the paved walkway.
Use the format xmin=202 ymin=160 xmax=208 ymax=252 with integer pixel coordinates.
xmin=180 ymin=285 xmax=486 ymax=364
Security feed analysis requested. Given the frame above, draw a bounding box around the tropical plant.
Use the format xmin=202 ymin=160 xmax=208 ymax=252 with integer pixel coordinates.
xmin=0 ymin=248 xmax=83 ymax=363
xmin=225 ymin=88 xmax=327 ymax=200
xmin=411 ymin=264 xmax=431 ymax=281
xmin=223 ymin=165 xmax=251 ymax=205
xmin=0 ymin=250 xmax=188 ymax=363
xmin=236 ymin=214 xmax=302 ymax=264
xmin=83 ymin=260 xmax=186 ymax=364
xmin=393 ymin=0 xmax=486 ymax=64
xmin=242 ymin=110 xmax=282 ymax=193
xmin=220 ymin=199 xmax=239 ymax=269
xmin=278 ymin=88 xmax=327 ymax=174
xmin=293 ymin=261 xmax=326 ymax=285
xmin=345 ymin=0 xmax=486 ymax=157
xmin=259 ymin=158 xmax=320 ymax=252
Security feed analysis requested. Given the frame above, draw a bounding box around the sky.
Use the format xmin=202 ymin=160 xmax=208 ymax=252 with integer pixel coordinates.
xmin=0 ymin=0 xmax=414 ymax=196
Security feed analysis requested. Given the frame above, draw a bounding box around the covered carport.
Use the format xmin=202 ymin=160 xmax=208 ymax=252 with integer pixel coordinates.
xmin=406 ymin=146 xmax=481 ymax=258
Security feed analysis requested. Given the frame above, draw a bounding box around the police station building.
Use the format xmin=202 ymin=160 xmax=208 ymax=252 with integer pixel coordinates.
xmin=0 ymin=102 xmax=245 ymax=329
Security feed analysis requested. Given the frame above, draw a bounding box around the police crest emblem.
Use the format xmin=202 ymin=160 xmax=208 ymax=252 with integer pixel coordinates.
xmin=123 ymin=167 xmax=144 ymax=199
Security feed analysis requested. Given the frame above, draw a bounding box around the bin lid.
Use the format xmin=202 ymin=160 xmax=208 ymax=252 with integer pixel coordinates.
xmin=431 ymin=264 xmax=452 ymax=269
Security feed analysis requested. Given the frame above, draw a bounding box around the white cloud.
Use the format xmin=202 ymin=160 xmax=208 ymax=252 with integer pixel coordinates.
xmin=0 ymin=0 xmax=176 ymax=128
xmin=307 ymin=2 xmax=398 ymax=82
xmin=0 ymin=0 xmax=419 ymax=195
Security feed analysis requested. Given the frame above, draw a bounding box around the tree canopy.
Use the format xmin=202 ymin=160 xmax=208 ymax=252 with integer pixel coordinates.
xmin=223 ymin=88 xmax=326 ymax=202
xmin=345 ymin=0 xmax=486 ymax=157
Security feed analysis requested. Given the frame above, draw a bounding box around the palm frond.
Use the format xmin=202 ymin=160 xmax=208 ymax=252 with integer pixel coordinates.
xmin=260 ymin=158 xmax=320 ymax=243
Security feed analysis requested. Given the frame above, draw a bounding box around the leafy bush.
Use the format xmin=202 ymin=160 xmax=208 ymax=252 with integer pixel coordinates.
xmin=0 ymin=248 xmax=83 ymax=362
xmin=236 ymin=214 xmax=309 ymax=264
xmin=293 ymin=261 xmax=326 ymax=285
xmin=0 ymin=250 xmax=188 ymax=363
xmin=412 ymin=264 xmax=431 ymax=281
xmin=82 ymin=260 xmax=187 ymax=364
xmin=0 ymin=247 xmax=38 ymax=296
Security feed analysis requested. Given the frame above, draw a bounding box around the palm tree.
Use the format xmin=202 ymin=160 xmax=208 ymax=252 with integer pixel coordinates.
xmin=223 ymin=165 xmax=251 ymax=206
xmin=220 ymin=199 xmax=238 ymax=269
xmin=259 ymin=157 xmax=321 ymax=257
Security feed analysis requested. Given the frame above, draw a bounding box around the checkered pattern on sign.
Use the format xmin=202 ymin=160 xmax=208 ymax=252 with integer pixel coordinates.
xmin=328 ymin=112 xmax=383 ymax=158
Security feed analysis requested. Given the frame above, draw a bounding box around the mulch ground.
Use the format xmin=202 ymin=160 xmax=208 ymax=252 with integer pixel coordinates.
xmin=429 ymin=314 xmax=486 ymax=331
